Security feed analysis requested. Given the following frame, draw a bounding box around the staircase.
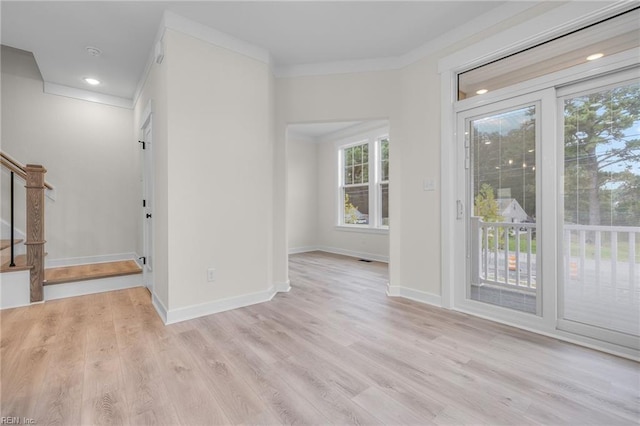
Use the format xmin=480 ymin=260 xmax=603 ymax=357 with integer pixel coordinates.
xmin=1 ymin=236 xmax=142 ymax=308
xmin=1 ymin=152 xmax=142 ymax=309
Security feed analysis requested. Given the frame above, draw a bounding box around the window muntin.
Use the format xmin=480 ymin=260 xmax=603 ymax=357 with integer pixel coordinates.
xmin=339 ymin=135 xmax=389 ymax=229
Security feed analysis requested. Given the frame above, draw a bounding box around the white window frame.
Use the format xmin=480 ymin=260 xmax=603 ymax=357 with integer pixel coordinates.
xmin=337 ymin=128 xmax=390 ymax=232
xmin=439 ymin=1 xmax=639 ymax=359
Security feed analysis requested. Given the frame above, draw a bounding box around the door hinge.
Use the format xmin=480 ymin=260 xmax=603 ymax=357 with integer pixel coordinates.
xmin=139 ymin=256 xmax=146 ymax=265
xmin=143 ymin=199 xmax=146 ymax=207
xmin=138 ymin=140 xmax=146 ymax=150
xmin=456 ymin=200 xmax=464 ymax=220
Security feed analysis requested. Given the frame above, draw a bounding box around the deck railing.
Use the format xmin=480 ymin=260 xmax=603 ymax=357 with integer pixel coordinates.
xmin=471 ymin=217 xmax=639 ymax=296
xmin=563 ymin=224 xmax=639 ymax=296
xmin=470 ymin=217 xmax=537 ymax=292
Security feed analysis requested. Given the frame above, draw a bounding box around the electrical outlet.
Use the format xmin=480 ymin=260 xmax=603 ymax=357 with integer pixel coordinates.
xmin=207 ymin=268 xmax=215 ymax=282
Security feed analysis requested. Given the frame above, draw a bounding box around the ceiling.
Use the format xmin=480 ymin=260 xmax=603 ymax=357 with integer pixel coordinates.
xmin=288 ymin=121 xmax=363 ymax=140
xmin=1 ymin=1 xmax=508 ymax=101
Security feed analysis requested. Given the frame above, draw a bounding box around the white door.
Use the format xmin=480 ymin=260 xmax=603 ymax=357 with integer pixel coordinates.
xmin=141 ymin=118 xmax=154 ymax=292
xmin=454 ymin=89 xmax=557 ymax=330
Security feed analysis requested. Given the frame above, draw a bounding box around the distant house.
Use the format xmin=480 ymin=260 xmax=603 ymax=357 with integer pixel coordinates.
xmin=496 ymin=198 xmax=529 ymax=223
xmin=354 ymin=209 xmax=369 ymax=224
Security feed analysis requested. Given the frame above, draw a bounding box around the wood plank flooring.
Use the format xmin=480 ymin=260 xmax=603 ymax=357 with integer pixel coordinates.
xmin=1 ymin=251 xmax=638 ymax=425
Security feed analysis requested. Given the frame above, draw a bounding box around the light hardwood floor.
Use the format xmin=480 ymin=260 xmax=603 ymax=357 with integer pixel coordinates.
xmin=1 ymin=251 xmax=638 ymax=425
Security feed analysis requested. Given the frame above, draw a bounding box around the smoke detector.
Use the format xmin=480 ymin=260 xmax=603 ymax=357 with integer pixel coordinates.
xmin=86 ymin=46 xmax=102 ymax=57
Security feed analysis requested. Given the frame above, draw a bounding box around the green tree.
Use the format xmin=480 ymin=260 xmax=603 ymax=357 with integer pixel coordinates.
xmin=563 ymin=83 xmax=640 ymax=225
xmin=472 ymin=107 xmax=537 ymax=219
xmin=344 ymin=193 xmax=359 ymax=224
xmin=474 ymin=183 xmax=503 ymax=222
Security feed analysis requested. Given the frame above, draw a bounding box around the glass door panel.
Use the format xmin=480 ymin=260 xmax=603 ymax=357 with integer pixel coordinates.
xmin=467 ymin=104 xmax=540 ymax=315
xmin=560 ymin=79 xmax=640 ymax=344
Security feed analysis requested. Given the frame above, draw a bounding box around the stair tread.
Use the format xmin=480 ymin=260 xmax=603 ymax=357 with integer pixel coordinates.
xmin=45 ymin=260 xmax=142 ymax=285
xmin=0 ymin=254 xmax=32 ymax=272
xmin=0 ymin=239 xmax=23 ymax=251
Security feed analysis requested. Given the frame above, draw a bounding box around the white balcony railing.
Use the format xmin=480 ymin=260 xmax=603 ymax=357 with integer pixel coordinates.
xmin=471 ymin=217 xmax=640 ymax=295
xmin=470 ymin=217 xmax=537 ymax=292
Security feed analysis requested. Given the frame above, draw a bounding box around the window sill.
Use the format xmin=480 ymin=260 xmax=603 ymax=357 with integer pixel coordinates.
xmin=334 ymin=225 xmax=389 ymax=235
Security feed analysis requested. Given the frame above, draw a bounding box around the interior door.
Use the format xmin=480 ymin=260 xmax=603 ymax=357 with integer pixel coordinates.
xmin=142 ymin=119 xmax=154 ymax=292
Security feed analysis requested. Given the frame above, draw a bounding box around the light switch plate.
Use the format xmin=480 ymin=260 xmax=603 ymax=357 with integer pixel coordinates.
xmin=423 ymin=178 xmax=436 ymax=191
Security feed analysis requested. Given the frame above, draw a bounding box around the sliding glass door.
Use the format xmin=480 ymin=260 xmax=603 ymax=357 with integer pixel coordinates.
xmin=455 ymin=70 xmax=639 ymax=351
xmin=465 ymin=103 xmax=541 ymax=315
xmin=558 ymin=73 xmax=640 ymax=349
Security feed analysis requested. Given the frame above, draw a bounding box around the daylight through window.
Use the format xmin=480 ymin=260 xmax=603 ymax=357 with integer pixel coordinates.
xmin=339 ymin=132 xmax=389 ymax=229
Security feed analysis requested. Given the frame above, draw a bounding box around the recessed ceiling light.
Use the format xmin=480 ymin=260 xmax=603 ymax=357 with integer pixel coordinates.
xmin=476 ymin=89 xmax=489 ymax=95
xmin=86 ymin=46 xmax=102 ymax=57
xmin=84 ymin=77 xmax=100 ymax=85
xmin=586 ymin=53 xmax=604 ymax=61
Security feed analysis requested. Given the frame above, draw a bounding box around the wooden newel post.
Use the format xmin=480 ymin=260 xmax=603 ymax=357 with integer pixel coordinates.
xmin=24 ymin=164 xmax=46 ymax=303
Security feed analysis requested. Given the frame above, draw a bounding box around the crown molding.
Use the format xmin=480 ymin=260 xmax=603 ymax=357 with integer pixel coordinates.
xmin=133 ymin=10 xmax=272 ymax=107
xmin=133 ymin=12 xmax=167 ymax=108
xmin=319 ymin=120 xmax=389 ymax=144
xmin=43 ymin=82 xmax=132 ymax=109
xmin=273 ymin=1 xmax=541 ymax=78
xmin=274 ymin=56 xmax=400 ymax=78
xmin=163 ymin=10 xmax=271 ymax=66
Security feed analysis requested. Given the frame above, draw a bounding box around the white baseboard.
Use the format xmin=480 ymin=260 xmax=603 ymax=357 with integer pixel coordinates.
xmin=386 ymin=283 xmax=442 ymax=308
xmin=0 ymin=269 xmax=31 ymax=309
xmin=45 ymin=252 xmax=140 ymax=268
xmin=276 ymin=279 xmax=291 ymax=292
xmin=44 ymin=273 xmax=143 ymax=300
xmin=288 ymin=246 xmax=319 ymax=254
xmin=164 ymin=285 xmax=280 ymax=325
xmin=289 ymin=246 xmax=389 ymax=263
xmin=152 ymin=293 xmax=168 ymax=324
xmin=320 ymin=246 xmax=389 ymax=263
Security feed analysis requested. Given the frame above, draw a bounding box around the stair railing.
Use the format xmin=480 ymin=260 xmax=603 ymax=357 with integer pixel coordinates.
xmin=1 ymin=151 xmax=51 ymax=302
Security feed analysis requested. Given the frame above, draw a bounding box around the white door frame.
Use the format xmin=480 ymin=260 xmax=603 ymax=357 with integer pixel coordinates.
xmin=453 ymin=88 xmax=557 ymax=332
xmin=439 ymin=5 xmax=639 ymax=358
xmin=140 ymin=102 xmax=154 ymax=294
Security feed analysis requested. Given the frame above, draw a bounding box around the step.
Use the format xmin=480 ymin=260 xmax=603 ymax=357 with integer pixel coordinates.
xmin=0 ymin=239 xmax=22 ymax=251
xmin=0 ymin=254 xmax=32 ymax=272
xmin=44 ymin=260 xmax=142 ymax=285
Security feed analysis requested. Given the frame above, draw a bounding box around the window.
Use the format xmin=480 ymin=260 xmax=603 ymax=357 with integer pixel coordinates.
xmin=444 ymin=5 xmax=640 ymax=355
xmin=339 ymin=131 xmax=389 ymax=229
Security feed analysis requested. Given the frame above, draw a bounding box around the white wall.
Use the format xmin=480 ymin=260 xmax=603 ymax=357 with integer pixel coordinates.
xmin=286 ymin=126 xmax=391 ymax=261
xmin=275 ymin=70 xmax=401 ymax=286
xmin=274 ymin=3 xmax=565 ymax=300
xmin=1 ymin=46 xmax=138 ymax=261
xmin=286 ymin=134 xmax=318 ymax=251
xmin=165 ymin=30 xmax=274 ymax=312
xmin=315 ymin=134 xmax=390 ymax=261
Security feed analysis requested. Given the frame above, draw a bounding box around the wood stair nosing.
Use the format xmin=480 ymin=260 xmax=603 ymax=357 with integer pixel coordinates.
xmin=44 ymin=260 xmax=142 ymax=286
xmin=1 ymin=250 xmax=48 ymax=273
xmin=0 ymin=254 xmax=32 ymax=272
